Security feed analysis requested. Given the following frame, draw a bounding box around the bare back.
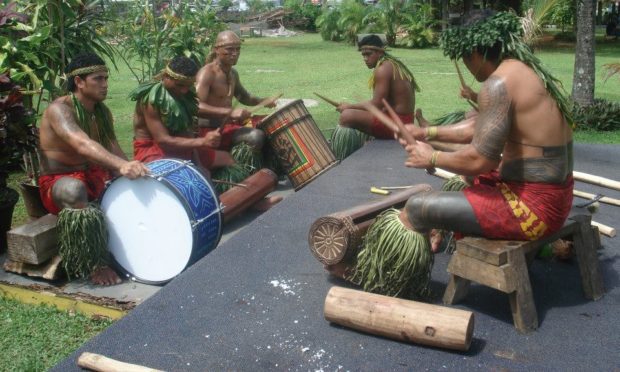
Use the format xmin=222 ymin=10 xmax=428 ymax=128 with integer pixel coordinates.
xmin=485 ymin=59 xmax=572 ymax=182
xmin=374 ymin=60 xmax=415 ymax=115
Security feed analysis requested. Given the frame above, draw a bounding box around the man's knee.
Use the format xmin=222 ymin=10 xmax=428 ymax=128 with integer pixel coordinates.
xmin=51 ymin=177 xmax=89 ymax=210
xmin=232 ymin=128 xmax=265 ymax=150
xmin=339 ymin=111 xmax=354 ymax=128
xmin=404 ymin=190 xmax=435 ymax=232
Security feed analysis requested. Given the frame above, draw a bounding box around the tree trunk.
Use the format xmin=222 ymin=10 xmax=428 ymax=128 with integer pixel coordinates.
xmin=441 ymin=0 xmax=449 ymax=31
xmin=571 ymin=0 xmax=596 ymax=107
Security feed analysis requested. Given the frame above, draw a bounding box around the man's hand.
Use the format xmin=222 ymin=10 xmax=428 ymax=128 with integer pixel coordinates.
xmin=460 ymin=85 xmax=478 ymax=102
xmin=264 ymin=98 xmax=278 ymax=109
xmin=203 ymin=130 xmax=222 ymax=148
xmin=120 ymin=161 xmax=149 ymax=179
xmin=403 ymin=124 xmax=426 ymax=141
xmin=404 ymin=142 xmax=435 ymax=169
xmin=230 ymin=108 xmax=251 ymax=122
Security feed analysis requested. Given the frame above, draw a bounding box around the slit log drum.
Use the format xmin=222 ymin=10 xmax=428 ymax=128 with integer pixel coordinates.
xmin=219 ymin=168 xmax=278 ymax=223
xmin=308 ymin=184 xmax=432 ymax=265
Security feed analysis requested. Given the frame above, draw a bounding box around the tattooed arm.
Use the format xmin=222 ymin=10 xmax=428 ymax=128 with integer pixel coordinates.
xmin=47 ymin=102 xmax=148 ymax=179
xmin=405 ymin=76 xmax=510 ymax=175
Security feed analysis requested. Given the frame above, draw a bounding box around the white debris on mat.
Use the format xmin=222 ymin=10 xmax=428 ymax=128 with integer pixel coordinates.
xmin=269 ymin=278 xmax=299 ymax=295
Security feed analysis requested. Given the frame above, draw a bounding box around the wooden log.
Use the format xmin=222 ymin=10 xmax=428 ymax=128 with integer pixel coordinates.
xmin=573 ymin=190 xmax=620 ymax=208
xmin=308 ymin=184 xmax=432 ymax=265
xmin=219 ymin=168 xmax=278 ymax=223
xmin=573 ymin=171 xmax=620 ymax=192
xmin=591 ymin=221 xmax=616 ymax=238
xmin=7 ymin=214 xmax=58 ymax=265
xmin=324 ymin=286 xmax=474 ymax=351
xmin=77 ymin=352 xmax=163 ymax=372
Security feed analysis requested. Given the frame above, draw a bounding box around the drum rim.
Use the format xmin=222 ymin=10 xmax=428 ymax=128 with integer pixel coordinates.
xmin=257 ymin=98 xmax=306 ymax=130
xmin=102 ymin=158 xmax=223 ymax=284
xmin=147 ymin=158 xmax=223 ymax=267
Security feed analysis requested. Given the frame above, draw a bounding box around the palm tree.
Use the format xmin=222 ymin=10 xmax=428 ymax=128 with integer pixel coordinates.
xmin=572 ymin=0 xmax=596 ymax=106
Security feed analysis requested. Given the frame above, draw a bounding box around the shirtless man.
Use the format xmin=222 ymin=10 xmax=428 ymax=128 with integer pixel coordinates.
xmin=401 ymin=10 xmax=574 ymax=250
xmin=196 ymin=30 xmax=276 ymax=152
xmin=337 ymin=34 xmax=419 ymax=139
xmin=132 ymin=56 xmax=233 ymax=171
xmin=38 ymin=53 xmax=149 ymax=285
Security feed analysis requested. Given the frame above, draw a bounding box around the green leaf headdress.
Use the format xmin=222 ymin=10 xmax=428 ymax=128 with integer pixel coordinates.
xmin=440 ymin=11 xmax=572 ymax=125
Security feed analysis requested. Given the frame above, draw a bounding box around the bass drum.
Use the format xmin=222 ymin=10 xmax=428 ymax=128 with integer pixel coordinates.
xmin=100 ymin=159 xmax=222 ymax=284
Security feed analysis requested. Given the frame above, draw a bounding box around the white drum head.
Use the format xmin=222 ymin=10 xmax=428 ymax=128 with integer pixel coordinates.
xmin=101 ymin=176 xmax=193 ymax=283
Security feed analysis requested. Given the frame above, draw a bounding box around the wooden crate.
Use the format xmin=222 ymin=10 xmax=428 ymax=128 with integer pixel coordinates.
xmin=7 ymin=214 xmax=58 ymax=265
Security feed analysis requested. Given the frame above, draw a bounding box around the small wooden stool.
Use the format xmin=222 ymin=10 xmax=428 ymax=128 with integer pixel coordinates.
xmin=442 ymin=215 xmax=604 ymax=333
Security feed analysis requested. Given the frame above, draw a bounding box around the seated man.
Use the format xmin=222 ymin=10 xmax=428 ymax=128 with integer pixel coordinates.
xmin=337 ymin=34 xmax=419 ymax=139
xmin=402 ymin=10 xmax=574 ymax=251
xmin=38 ymin=53 xmax=149 ymax=285
xmin=196 ymin=30 xmax=277 ymax=153
xmin=132 ymin=56 xmax=232 ymax=172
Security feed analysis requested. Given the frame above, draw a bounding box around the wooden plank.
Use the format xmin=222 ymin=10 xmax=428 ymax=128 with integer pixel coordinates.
xmin=457 ymin=237 xmax=520 ymax=266
xmin=3 ymin=255 xmax=62 ymax=280
xmin=571 ymin=215 xmax=605 ymax=300
xmin=447 ymin=252 xmax=515 ymax=293
xmin=506 ymin=248 xmax=538 ymax=333
xmin=7 ymin=214 xmax=58 ymax=265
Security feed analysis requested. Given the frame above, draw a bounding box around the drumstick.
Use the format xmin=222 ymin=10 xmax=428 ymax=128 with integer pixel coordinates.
xmin=360 ymin=102 xmax=402 ymax=141
xmin=77 ymin=352 xmax=163 ymax=372
xmin=212 ymin=179 xmax=248 ymax=189
xmin=381 ymin=99 xmax=417 ymax=145
xmin=454 ymin=60 xmax=467 ymax=89
xmin=218 ymin=102 xmax=239 ymax=133
xmin=313 ymin=92 xmax=340 ymax=107
xmin=247 ymin=93 xmax=283 ymax=114
xmin=454 ymin=61 xmax=479 ymax=111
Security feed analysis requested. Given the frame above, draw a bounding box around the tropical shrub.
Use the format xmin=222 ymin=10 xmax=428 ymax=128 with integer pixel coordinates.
xmin=316 ymin=6 xmax=343 ymax=41
xmin=363 ymin=0 xmax=415 ymax=46
xmin=399 ymin=3 xmax=437 ymax=48
xmin=337 ymin=0 xmax=369 ymax=45
xmin=284 ymin=0 xmax=322 ymax=32
xmin=572 ymin=99 xmax=620 ymax=131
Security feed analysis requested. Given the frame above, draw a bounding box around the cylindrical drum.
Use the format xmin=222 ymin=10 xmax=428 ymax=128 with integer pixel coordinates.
xmin=258 ymin=99 xmax=337 ymax=190
xmin=308 ymin=184 xmax=433 ymax=265
xmin=219 ymin=168 xmax=278 ymax=223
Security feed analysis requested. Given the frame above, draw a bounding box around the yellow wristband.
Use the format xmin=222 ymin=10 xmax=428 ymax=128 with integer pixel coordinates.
xmin=426 ymin=126 xmax=438 ymax=140
xmin=430 ymin=150 xmax=440 ymax=167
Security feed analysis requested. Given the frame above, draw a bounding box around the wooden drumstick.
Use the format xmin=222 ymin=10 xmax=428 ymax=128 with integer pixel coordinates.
xmin=454 ymin=61 xmax=479 ymax=111
xmin=212 ymin=179 xmax=248 ymax=188
xmin=247 ymin=93 xmax=283 ymax=114
xmin=381 ymin=98 xmax=417 ymax=145
xmin=573 ymin=190 xmax=620 ymax=208
xmin=313 ymin=92 xmax=340 ymax=107
xmin=77 ymin=352 xmax=163 ymax=372
xmin=359 ymin=102 xmax=403 ymax=142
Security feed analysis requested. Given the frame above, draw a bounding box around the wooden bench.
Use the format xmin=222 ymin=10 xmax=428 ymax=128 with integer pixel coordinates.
xmin=442 ymin=215 xmax=604 ymax=333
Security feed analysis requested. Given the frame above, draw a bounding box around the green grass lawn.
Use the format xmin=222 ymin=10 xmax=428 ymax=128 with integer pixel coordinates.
xmin=0 ymin=296 xmax=112 ymax=372
xmin=2 ymin=32 xmax=620 ymax=371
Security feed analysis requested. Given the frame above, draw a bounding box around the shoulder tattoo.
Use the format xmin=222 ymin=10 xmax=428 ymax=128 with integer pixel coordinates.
xmin=471 ymin=76 xmax=512 ymax=161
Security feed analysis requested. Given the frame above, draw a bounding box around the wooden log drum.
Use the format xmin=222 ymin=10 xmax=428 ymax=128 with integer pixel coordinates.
xmin=308 ymin=184 xmax=432 ymax=265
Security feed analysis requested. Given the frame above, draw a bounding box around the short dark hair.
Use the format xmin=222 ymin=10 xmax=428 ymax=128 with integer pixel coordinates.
xmin=358 ymin=34 xmax=384 ymax=50
xmin=168 ymin=56 xmax=199 ymax=78
xmin=65 ymin=53 xmax=106 ymax=92
xmin=461 ymin=10 xmax=502 ymax=63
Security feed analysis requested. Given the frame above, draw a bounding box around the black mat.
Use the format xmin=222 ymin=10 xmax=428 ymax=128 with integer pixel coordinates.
xmin=54 ymin=141 xmax=620 ymax=371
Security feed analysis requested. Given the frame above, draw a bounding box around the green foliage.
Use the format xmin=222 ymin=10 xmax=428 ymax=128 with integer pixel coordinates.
xmin=573 ymin=99 xmax=620 ymax=131
xmin=363 ymin=0 xmax=415 ymax=46
xmin=316 ymin=6 xmax=343 ymax=41
xmin=548 ymin=0 xmax=574 ymax=32
xmin=0 ymin=74 xmax=37 ymax=194
xmin=284 ymin=0 xmax=322 ymax=32
xmin=337 ymin=0 xmax=368 ymax=45
xmin=0 ymin=0 xmax=116 ymax=101
xmin=115 ymin=2 xmax=224 ymax=83
xmin=0 ymin=295 xmax=112 ymax=372
xmin=399 ymin=3 xmax=437 ymax=48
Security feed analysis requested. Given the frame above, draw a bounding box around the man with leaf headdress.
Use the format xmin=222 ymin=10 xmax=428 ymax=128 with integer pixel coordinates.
xmin=132 ymin=56 xmax=233 ymax=171
xmin=337 ymin=34 xmax=419 ymax=139
xmin=401 ymin=9 xmax=574 ymax=250
xmin=38 ymin=53 xmax=149 ymax=286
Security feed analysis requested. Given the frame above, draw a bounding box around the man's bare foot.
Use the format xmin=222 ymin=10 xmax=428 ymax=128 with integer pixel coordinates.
xmin=324 ymin=262 xmax=351 ymax=280
xmin=252 ymin=195 xmax=283 ymax=212
xmin=90 ymin=266 xmax=122 ymax=286
xmin=430 ymin=229 xmax=443 ymax=253
xmin=415 ymin=109 xmax=431 ymax=128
